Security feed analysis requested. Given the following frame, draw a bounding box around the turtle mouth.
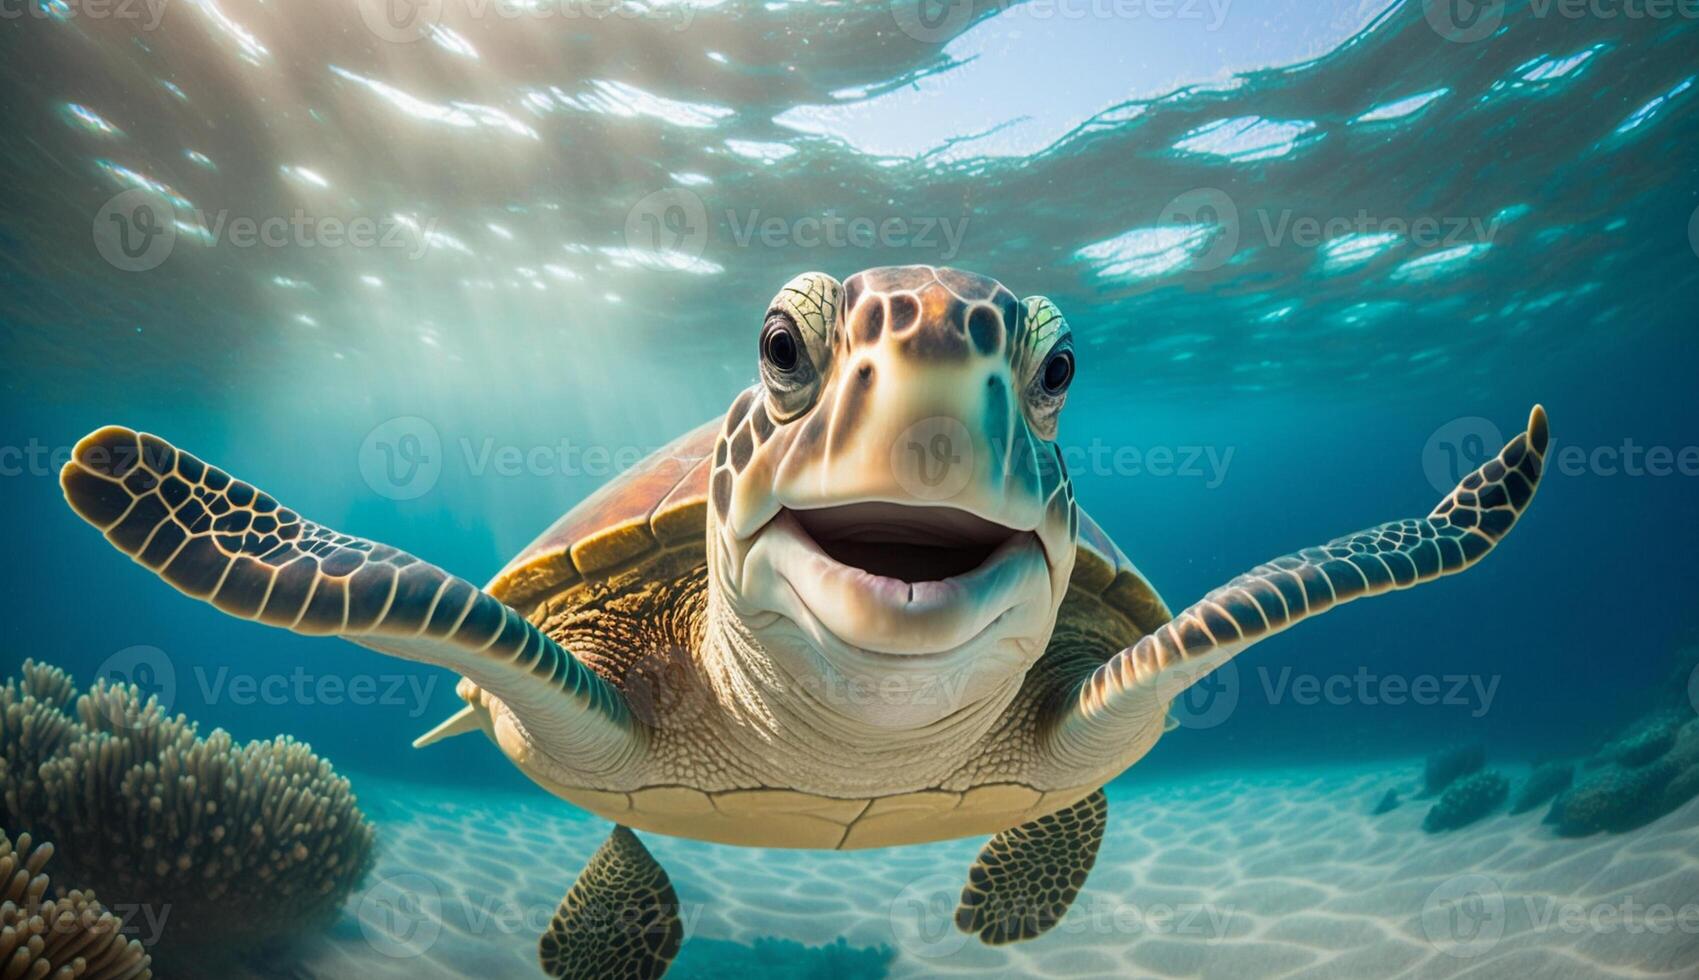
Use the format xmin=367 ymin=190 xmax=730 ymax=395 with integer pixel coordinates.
xmin=743 ymin=503 xmax=1052 ymax=658
xmin=787 ymin=502 xmax=1020 ymax=584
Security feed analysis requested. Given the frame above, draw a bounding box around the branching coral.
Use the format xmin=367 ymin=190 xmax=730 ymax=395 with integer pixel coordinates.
xmin=1 ymin=662 xmax=83 ymax=829
xmin=2 ymin=661 xmax=375 ymax=971
xmin=0 ymin=829 xmax=153 ymax=980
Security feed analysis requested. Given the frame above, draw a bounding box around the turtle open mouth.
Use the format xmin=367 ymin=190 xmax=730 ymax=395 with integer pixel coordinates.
xmin=788 ymin=502 xmax=1022 ymax=583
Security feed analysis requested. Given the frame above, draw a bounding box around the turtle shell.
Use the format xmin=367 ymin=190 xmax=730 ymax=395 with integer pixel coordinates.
xmin=485 ymin=419 xmax=719 ymax=611
xmin=486 ymin=417 xmax=1169 ymax=634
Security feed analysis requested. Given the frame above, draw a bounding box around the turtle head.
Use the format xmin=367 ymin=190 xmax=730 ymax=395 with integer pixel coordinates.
xmin=706 ymin=266 xmax=1079 ymax=730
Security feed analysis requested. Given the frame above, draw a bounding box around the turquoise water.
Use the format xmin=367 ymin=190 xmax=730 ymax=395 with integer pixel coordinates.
xmin=3 ymin=0 xmax=1698 ymax=976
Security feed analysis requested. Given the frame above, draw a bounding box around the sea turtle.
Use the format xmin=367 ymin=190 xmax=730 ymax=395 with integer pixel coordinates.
xmin=60 ymin=266 xmax=1549 ymax=977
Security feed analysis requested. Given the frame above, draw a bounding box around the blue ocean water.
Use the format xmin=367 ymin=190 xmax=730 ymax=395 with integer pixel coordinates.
xmin=3 ymin=0 xmax=1698 ymax=976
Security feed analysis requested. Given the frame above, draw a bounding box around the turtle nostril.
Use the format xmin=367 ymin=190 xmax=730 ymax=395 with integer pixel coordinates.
xmin=857 ymin=364 xmax=873 ymax=383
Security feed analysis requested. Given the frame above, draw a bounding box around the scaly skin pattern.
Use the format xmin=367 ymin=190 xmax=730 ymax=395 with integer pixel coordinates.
xmin=509 ymin=553 xmax=1137 ymax=849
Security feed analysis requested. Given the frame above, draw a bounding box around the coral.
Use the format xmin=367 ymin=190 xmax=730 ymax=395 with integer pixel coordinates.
xmin=1510 ymin=761 xmax=1574 ymax=814
xmin=1 ymin=662 xmax=375 ymax=973
xmin=1604 ymin=710 xmax=1685 ymax=768
xmin=1422 ymin=743 xmax=1485 ymax=797
xmin=1 ymin=661 xmax=83 ymax=827
xmin=1545 ymin=764 xmax=1670 ymax=836
xmin=1423 ymin=770 xmax=1508 ymax=832
xmin=1371 ymin=789 xmax=1400 ymax=815
xmin=1663 ymin=765 xmax=1699 ymax=813
xmin=0 ymin=829 xmax=153 ymax=979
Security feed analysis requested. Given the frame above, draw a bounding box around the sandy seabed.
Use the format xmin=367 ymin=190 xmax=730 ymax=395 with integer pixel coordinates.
xmin=270 ymin=761 xmax=1699 ymax=979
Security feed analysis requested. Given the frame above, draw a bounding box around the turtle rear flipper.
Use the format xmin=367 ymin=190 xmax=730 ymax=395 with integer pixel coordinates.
xmin=541 ymin=827 xmax=683 ymax=979
xmin=59 ymin=425 xmax=637 ymax=774
xmin=956 ymin=789 xmax=1107 ymax=945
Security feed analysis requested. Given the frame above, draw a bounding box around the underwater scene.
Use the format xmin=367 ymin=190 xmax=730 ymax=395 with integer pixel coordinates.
xmin=3 ymin=0 xmax=1699 ymax=976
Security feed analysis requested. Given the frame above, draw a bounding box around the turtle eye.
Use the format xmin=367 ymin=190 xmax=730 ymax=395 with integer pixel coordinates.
xmin=760 ymin=272 xmax=840 ymax=423
xmin=1040 ymin=349 xmax=1074 ymax=395
xmin=1018 ymin=295 xmax=1073 ymax=441
xmin=761 ymin=316 xmax=802 ymax=373
xmin=758 ymin=309 xmax=822 ymax=422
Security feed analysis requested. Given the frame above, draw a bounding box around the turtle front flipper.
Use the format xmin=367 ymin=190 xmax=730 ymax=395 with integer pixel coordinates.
xmin=1048 ymin=406 xmax=1549 ymax=770
xmin=956 ymin=789 xmax=1107 ymax=945
xmin=59 ymin=426 xmax=637 ymax=775
xmin=540 ymin=827 xmax=683 ymax=980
